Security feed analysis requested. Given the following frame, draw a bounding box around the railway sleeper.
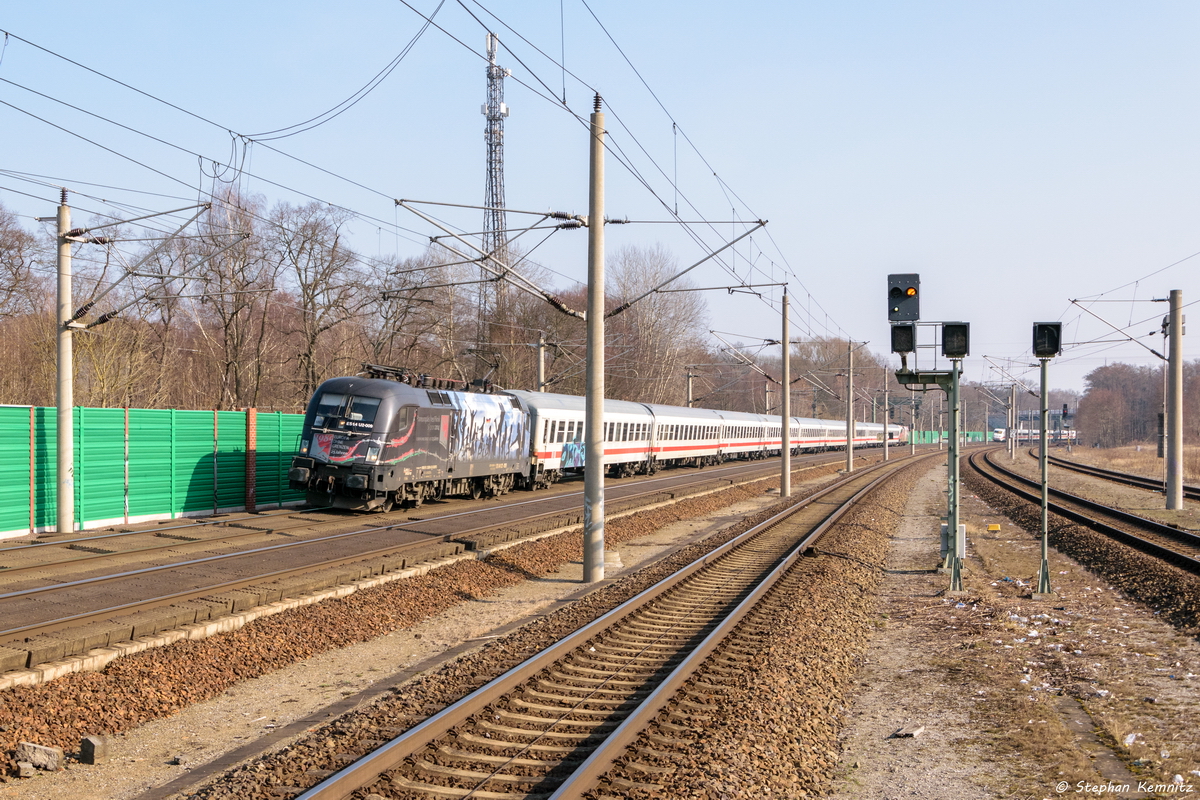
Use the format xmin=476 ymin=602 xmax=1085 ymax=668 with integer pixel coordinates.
xmin=522 ymin=688 xmax=646 ymax=706
xmin=567 ymin=654 xmax=678 ymax=673
xmin=623 ymin=612 xmax=716 ymax=626
xmin=652 ymin=597 xmax=741 ymax=612
xmin=601 ymin=776 xmax=665 ymax=793
xmin=388 ymin=774 xmax=535 ymax=800
xmin=602 ymin=631 xmax=697 ymax=647
xmin=586 ymin=641 xmax=678 ymax=658
xmin=435 ymin=744 xmax=574 ymax=769
xmin=545 ymin=668 xmax=646 ymax=687
xmin=646 ymin=731 xmax=691 ymax=748
xmin=626 ymin=759 xmax=676 ymax=776
xmin=534 ymin=678 xmax=647 ymax=697
xmin=510 ymin=698 xmax=624 ymax=717
xmin=475 ymin=719 xmax=607 ymax=741
xmin=453 ymin=731 xmax=579 ymax=755
xmin=492 ymin=708 xmax=623 ymax=730
xmin=413 ymin=759 xmax=546 ymax=785
xmin=676 ymin=697 xmax=720 ymax=713
xmin=589 ymin=642 xmax=679 ymax=659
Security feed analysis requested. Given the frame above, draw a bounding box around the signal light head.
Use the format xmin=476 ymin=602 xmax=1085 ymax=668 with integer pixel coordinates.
xmin=891 ymin=323 xmax=915 ymax=353
xmin=1033 ymin=322 xmax=1062 ymax=358
xmin=887 ymin=273 xmax=920 ymax=321
xmin=941 ymin=322 xmax=970 ymax=359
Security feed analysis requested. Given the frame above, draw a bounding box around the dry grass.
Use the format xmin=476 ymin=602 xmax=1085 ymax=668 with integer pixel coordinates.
xmin=1063 ymin=442 xmax=1200 ymax=484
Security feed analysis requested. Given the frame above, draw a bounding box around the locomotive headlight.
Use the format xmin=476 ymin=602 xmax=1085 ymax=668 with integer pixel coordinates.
xmin=300 ymin=439 xmax=310 ymax=455
xmin=365 ymin=445 xmax=381 ymax=463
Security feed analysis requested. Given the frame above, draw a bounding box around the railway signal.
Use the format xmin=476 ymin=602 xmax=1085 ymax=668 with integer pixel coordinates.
xmin=890 ymin=323 xmax=915 ymax=354
xmin=941 ymin=323 xmax=970 ymax=359
xmin=1031 ymin=322 xmax=1062 ymax=599
xmin=887 ymin=273 xmax=920 ymax=321
xmin=1032 ymin=322 xmax=1062 ymax=358
xmin=888 ymin=274 xmax=969 ymax=595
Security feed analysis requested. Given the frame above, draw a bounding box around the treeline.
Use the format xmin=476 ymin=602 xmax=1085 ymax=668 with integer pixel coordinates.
xmin=1074 ymin=362 xmax=1200 ymax=448
xmin=0 ymin=192 xmax=908 ymax=418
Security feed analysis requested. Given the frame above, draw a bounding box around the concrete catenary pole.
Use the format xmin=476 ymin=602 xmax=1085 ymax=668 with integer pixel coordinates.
xmin=781 ymin=290 xmax=791 ymax=498
xmin=537 ymin=331 xmax=546 ymax=392
xmin=57 ymin=190 xmax=74 ymax=533
xmin=909 ymin=388 xmax=916 ymax=456
xmin=1167 ymin=289 xmax=1184 ymax=510
xmin=1009 ymin=384 xmax=1018 ymax=460
xmin=883 ymin=384 xmax=889 ymax=461
xmin=583 ymin=94 xmax=606 ymax=583
xmin=845 ymin=341 xmax=854 ymax=472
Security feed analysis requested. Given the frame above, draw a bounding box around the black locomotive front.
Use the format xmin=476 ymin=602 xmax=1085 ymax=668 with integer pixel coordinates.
xmin=288 ymin=376 xmax=531 ymax=511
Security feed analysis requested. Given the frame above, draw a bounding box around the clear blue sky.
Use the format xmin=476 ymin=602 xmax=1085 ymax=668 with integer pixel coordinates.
xmin=2 ymin=1 xmax=1198 ymax=393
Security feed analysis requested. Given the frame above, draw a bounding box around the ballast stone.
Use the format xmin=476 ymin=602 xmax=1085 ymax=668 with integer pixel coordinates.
xmin=15 ymin=741 xmax=64 ymax=771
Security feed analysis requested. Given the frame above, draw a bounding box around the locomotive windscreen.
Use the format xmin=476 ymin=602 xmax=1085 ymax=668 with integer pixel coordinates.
xmin=313 ymin=393 xmax=382 ymax=428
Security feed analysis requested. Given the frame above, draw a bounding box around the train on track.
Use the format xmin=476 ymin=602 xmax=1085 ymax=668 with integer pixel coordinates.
xmin=992 ymin=428 xmax=1077 ymax=443
xmin=288 ymin=369 xmax=908 ymax=511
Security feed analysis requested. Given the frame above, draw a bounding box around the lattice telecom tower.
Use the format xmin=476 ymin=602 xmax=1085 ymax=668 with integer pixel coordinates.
xmin=482 ymin=33 xmax=510 ymax=323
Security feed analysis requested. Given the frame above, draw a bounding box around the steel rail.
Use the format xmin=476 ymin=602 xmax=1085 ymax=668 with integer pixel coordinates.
xmin=292 ymin=453 xmax=927 ymax=800
xmin=1042 ymin=451 xmax=1200 ymax=502
xmin=0 ymin=451 xmax=837 ymax=585
xmin=547 ymin=458 xmax=911 ymax=799
xmin=0 ymin=453 xmax=816 ymax=578
xmin=969 ymin=450 xmax=1200 ymax=572
xmin=0 ymin=450 xmax=837 ymax=573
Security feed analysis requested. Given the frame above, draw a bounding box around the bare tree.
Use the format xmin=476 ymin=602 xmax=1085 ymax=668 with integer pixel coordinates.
xmin=606 ymin=244 xmax=707 ymax=404
xmin=0 ymin=203 xmax=48 ymax=317
xmin=268 ymin=202 xmax=364 ymax=399
xmin=186 ymin=190 xmax=281 ymax=408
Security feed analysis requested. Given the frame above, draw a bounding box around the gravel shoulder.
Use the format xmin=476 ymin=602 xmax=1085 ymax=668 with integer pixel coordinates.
xmin=830 ymin=449 xmax=1200 ymax=800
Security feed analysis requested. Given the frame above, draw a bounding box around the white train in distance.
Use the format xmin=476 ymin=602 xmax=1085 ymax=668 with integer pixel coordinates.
xmin=992 ymin=428 xmax=1077 ymax=443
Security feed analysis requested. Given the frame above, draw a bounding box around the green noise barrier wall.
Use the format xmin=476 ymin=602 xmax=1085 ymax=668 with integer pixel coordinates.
xmin=0 ymin=406 xmax=305 ymax=537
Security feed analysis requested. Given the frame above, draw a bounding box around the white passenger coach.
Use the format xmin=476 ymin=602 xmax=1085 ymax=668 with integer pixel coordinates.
xmin=502 ymin=390 xmax=906 ymax=488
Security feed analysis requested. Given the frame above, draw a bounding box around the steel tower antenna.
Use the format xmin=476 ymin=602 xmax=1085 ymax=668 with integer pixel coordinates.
xmin=482 ymin=33 xmax=511 ymax=359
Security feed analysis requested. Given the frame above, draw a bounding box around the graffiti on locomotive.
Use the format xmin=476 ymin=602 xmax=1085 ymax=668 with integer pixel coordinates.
xmin=450 ymin=392 xmax=527 ymax=463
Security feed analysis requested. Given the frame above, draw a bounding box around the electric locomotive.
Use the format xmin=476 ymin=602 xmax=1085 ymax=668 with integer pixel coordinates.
xmin=288 ymin=375 xmax=530 ymax=511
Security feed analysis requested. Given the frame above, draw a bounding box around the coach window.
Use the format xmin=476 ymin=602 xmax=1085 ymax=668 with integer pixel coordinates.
xmin=556 ymin=420 xmax=565 ymax=443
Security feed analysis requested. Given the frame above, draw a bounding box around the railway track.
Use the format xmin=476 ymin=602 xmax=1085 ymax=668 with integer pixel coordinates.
xmin=0 ymin=451 xmax=872 ymax=676
xmin=968 ymin=448 xmax=1200 ymax=572
xmin=282 ymin=451 xmax=926 ymax=800
xmin=1040 ymin=450 xmax=1200 ymax=502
